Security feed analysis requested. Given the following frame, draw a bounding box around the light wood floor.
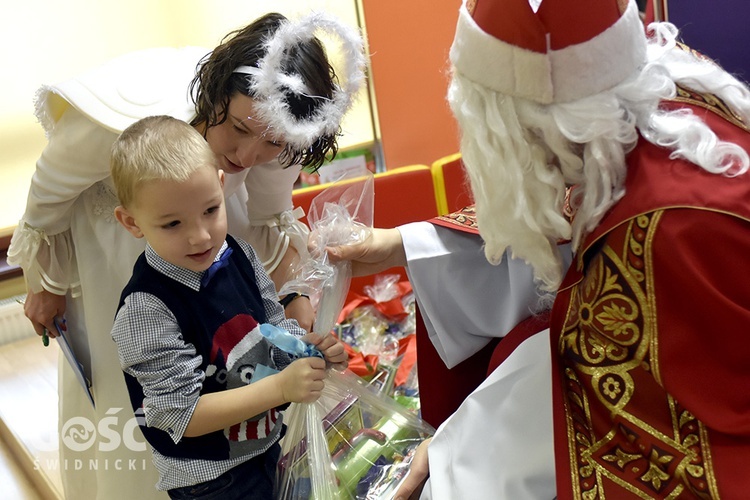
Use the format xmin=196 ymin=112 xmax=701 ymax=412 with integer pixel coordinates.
xmin=0 ymin=435 xmax=43 ymax=500
xmin=0 ymin=337 xmax=63 ymax=499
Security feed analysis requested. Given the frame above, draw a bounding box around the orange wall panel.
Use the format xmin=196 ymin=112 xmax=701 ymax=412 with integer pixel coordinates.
xmin=361 ymin=0 xmax=461 ymax=169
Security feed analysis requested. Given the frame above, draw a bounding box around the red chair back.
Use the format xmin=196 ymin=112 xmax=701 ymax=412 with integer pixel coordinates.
xmin=431 ymin=153 xmax=474 ymax=215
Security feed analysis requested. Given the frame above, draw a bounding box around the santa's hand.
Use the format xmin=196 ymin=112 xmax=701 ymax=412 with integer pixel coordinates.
xmin=325 ymin=228 xmax=406 ymax=277
xmin=395 ymin=438 xmax=431 ymax=500
xmin=277 ymin=357 xmax=326 ymax=403
xmin=303 ymin=332 xmax=348 ymax=370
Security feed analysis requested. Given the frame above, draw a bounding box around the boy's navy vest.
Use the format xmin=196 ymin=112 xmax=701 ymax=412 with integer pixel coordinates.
xmin=117 ymin=235 xmax=280 ymax=460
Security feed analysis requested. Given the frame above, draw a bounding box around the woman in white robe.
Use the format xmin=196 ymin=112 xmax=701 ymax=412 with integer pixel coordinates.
xmin=8 ymin=12 xmax=364 ymax=499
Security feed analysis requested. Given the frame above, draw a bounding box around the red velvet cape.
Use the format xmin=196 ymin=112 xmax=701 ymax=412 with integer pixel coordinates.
xmin=551 ymin=92 xmax=750 ymax=498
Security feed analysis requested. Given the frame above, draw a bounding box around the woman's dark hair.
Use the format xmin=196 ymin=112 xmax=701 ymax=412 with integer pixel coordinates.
xmin=190 ymin=12 xmax=339 ymax=171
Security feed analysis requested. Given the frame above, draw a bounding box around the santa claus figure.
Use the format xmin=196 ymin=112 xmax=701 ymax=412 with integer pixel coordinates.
xmin=380 ymin=0 xmax=750 ymax=497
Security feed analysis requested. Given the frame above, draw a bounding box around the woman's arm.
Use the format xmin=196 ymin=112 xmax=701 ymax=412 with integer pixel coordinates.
xmin=227 ymin=161 xmax=315 ymax=330
xmin=270 ymin=244 xmax=315 ymax=332
xmin=15 ymin=105 xmax=116 ymax=239
xmin=9 ymin=106 xmax=116 ymax=333
xmin=236 ymin=238 xmax=307 ymax=334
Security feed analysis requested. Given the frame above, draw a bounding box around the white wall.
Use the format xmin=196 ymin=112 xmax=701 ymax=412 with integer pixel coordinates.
xmin=0 ymin=0 xmax=374 ymax=232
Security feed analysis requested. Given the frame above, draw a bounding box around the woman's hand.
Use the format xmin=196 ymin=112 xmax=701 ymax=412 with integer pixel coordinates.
xmin=394 ymin=437 xmax=432 ymax=500
xmin=23 ymin=289 xmax=66 ymax=339
xmin=325 ymin=228 xmax=406 ymax=277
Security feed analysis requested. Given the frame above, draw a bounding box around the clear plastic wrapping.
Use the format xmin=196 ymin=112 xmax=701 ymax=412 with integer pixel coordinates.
xmin=275 ymin=369 xmax=435 ymax=499
xmin=280 ymin=175 xmax=374 ymax=336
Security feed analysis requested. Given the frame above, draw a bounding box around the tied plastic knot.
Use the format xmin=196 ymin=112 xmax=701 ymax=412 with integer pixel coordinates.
xmin=259 ymin=323 xmax=323 ymax=359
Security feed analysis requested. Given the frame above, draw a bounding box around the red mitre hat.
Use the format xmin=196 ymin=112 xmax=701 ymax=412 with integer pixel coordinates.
xmin=450 ymin=0 xmax=647 ymax=103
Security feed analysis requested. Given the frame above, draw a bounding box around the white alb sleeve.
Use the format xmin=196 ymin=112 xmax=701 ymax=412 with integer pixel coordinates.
xmin=399 ymin=221 xmax=543 ymax=368
xmin=421 ymin=329 xmax=557 ymax=499
xmin=7 ymin=108 xmax=116 ymax=295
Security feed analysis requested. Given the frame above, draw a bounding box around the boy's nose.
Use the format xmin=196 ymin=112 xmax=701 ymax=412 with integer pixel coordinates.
xmin=188 ymin=224 xmax=211 ymax=245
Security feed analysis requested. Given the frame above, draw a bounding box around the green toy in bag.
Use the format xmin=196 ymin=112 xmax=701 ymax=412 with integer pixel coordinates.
xmin=275 ymin=369 xmax=434 ymax=499
xmin=332 ymin=412 xmax=419 ymax=497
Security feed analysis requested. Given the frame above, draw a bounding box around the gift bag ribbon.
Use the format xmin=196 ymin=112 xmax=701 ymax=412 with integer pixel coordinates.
xmin=337 ymin=280 xmax=413 ymax=324
xmin=342 ymin=333 xmax=417 ymax=388
xmin=254 ymin=324 xmax=324 ymax=380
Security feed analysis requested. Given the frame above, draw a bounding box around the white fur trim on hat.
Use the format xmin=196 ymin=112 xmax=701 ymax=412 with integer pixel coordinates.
xmin=235 ymin=12 xmax=366 ymax=150
xmin=226 ymin=328 xmax=264 ymax=370
xmin=449 ymin=0 xmax=646 ymax=104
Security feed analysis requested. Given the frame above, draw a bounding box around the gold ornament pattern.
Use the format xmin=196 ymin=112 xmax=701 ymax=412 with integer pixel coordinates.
xmin=557 ymin=211 xmax=719 ymax=498
xmin=433 ymin=205 xmax=478 ymax=232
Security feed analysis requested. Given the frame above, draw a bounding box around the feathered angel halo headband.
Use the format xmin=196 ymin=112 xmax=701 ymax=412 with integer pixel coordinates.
xmin=233 ymin=12 xmax=366 ymax=150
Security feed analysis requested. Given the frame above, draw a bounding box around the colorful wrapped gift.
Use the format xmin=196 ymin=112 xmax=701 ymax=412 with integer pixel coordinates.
xmin=275 ymin=369 xmax=434 ymax=500
xmin=335 ymin=274 xmax=419 ymax=402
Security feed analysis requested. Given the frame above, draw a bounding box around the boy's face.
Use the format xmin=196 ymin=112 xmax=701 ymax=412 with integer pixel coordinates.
xmin=115 ymin=166 xmax=228 ymax=272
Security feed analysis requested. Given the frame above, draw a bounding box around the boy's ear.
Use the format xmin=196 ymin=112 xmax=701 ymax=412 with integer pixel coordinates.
xmin=114 ymin=206 xmax=145 ymax=238
xmin=218 ymin=169 xmax=225 ymax=189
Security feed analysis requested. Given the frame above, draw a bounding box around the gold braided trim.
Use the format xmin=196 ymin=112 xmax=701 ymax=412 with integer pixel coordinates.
xmin=432 ymin=205 xmax=478 ymax=233
xmin=667 ymin=44 xmax=748 ymax=132
xmin=559 ymin=211 xmax=720 ymax=498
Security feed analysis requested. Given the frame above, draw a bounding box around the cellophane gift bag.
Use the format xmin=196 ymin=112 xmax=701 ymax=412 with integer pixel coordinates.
xmin=275 ymin=369 xmax=435 ymax=499
xmin=280 ymin=174 xmax=374 ymax=338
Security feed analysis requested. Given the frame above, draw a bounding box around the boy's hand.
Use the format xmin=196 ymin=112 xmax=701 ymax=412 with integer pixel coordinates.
xmin=303 ymin=332 xmax=348 ymax=370
xmin=277 ymin=357 xmax=326 ymax=403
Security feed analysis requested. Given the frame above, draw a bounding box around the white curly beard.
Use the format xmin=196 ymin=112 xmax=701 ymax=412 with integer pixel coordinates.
xmin=448 ymin=75 xmax=573 ymax=292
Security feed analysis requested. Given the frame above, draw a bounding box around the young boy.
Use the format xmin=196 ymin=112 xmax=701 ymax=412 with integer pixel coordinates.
xmin=110 ymin=115 xmax=346 ymax=499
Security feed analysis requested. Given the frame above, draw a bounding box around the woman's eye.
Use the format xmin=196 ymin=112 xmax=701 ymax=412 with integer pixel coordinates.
xmin=233 ymin=124 xmax=247 ymax=134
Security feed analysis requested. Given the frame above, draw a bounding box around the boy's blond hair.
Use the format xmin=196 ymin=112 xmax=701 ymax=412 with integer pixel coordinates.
xmin=111 ymin=115 xmax=217 ymax=207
